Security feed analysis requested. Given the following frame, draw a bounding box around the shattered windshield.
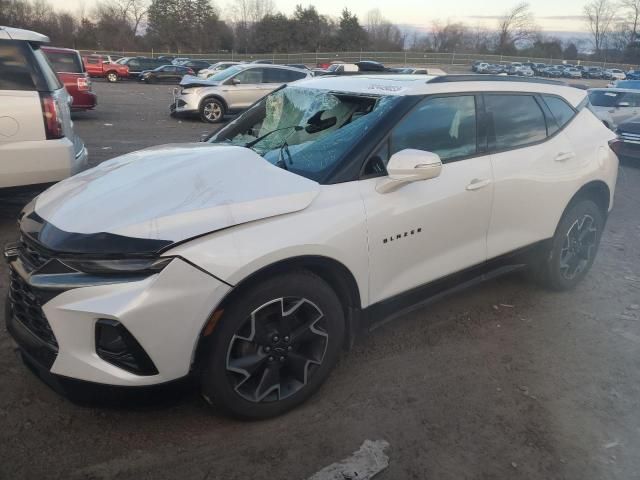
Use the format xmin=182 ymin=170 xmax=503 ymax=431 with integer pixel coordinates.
xmin=208 ymin=86 xmax=399 ymax=181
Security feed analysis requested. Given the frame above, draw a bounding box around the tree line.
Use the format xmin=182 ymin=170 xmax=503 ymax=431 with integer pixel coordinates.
xmin=1 ymin=0 xmax=639 ymax=63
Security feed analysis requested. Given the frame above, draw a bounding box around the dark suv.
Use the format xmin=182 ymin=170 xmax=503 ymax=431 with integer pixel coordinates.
xmin=119 ymin=57 xmax=167 ymax=78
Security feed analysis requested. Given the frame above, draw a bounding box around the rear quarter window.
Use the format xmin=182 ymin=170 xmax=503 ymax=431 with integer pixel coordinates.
xmin=542 ymin=95 xmax=576 ymax=131
xmin=0 ymin=40 xmax=36 ymax=90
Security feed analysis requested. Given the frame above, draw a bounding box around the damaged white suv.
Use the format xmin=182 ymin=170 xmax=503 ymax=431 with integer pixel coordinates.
xmin=6 ymin=75 xmax=619 ymax=418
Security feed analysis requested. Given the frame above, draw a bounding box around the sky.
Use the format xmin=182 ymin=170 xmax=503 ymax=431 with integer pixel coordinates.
xmin=54 ymin=0 xmax=591 ymax=33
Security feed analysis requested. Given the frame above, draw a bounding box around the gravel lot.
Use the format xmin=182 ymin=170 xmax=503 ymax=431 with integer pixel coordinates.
xmin=1 ymin=76 xmax=639 ymax=480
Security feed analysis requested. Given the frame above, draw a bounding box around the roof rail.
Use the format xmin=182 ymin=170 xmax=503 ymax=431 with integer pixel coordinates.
xmin=428 ymin=75 xmax=567 ymax=86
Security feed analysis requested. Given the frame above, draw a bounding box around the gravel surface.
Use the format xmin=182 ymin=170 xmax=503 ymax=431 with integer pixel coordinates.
xmin=0 ymin=78 xmax=638 ymax=480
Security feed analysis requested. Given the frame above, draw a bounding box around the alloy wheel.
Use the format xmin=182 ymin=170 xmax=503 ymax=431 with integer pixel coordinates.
xmin=107 ymin=73 xmax=117 ymax=82
xmin=559 ymin=214 xmax=598 ymax=280
xmin=225 ymin=297 xmax=328 ymax=403
xmin=203 ymin=102 xmax=222 ymax=121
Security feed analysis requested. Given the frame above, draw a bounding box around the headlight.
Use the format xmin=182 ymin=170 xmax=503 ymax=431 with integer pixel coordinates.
xmin=61 ymin=257 xmax=173 ymax=274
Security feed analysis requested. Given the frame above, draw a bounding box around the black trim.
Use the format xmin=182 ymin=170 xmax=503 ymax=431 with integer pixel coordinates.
xmin=20 ymin=204 xmax=171 ymax=256
xmin=361 ymin=240 xmax=549 ymax=330
xmin=428 ymin=75 xmax=567 ymax=86
xmin=14 ymin=348 xmax=194 ymax=406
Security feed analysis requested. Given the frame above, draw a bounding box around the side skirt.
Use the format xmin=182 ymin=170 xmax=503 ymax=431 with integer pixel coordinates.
xmin=360 ymin=240 xmax=550 ymax=332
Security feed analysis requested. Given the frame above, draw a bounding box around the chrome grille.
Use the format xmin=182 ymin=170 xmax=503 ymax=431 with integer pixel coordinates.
xmin=620 ymin=132 xmax=640 ymax=144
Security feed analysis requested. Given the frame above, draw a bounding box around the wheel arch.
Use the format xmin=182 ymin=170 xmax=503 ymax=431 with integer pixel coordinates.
xmin=191 ymin=255 xmax=363 ymax=373
xmin=567 ymin=180 xmax=611 ymax=217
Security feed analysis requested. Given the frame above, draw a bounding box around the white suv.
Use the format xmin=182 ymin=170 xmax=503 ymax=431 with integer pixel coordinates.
xmin=0 ymin=26 xmax=88 ymax=189
xmin=5 ymin=75 xmax=618 ymax=418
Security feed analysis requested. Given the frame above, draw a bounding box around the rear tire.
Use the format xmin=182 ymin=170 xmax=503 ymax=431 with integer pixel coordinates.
xmin=199 ymin=98 xmax=225 ymax=123
xmin=531 ymin=199 xmax=605 ymax=291
xmin=200 ymin=271 xmax=345 ymax=419
xmin=106 ymin=72 xmax=118 ymax=83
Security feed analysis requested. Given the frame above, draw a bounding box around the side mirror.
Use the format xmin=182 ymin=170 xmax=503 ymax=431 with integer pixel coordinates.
xmin=377 ymin=149 xmax=442 ymax=193
xmin=231 ymin=78 xmax=241 ymax=85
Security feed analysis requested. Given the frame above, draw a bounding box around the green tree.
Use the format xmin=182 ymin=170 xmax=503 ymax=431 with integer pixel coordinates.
xmin=254 ymin=13 xmax=291 ymax=52
xmin=337 ymin=9 xmax=367 ymax=51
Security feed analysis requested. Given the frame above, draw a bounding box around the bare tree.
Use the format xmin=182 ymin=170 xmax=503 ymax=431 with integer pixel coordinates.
xmin=621 ymin=0 xmax=640 ymax=44
xmin=496 ymin=2 xmax=536 ymax=53
xmin=431 ymin=20 xmax=467 ymax=52
xmin=584 ymin=0 xmax=616 ymax=54
xmin=111 ymin=0 xmax=148 ymax=37
xmin=365 ymin=8 xmax=405 ymax=50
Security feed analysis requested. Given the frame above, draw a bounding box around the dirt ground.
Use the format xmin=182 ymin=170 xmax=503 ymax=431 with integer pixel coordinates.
xmin=0 ymin=77 xmax=639 ymax=480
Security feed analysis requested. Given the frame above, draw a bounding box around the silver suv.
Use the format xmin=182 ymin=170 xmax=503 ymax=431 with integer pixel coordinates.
xmin=0 ymin=26 xmax=88 ymax=189
xmin=171 ymin=64 xmax=312 ymax=123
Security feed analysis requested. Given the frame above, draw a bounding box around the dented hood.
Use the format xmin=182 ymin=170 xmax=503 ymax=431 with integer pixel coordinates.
xmin=30 ymin=144 xmax=319 ymax=253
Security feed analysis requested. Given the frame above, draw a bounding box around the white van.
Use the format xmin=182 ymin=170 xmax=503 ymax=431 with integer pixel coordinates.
xmin=0 ymin=26 xmax=88 ymax=189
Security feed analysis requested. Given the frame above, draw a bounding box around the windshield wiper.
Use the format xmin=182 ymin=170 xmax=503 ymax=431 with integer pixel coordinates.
xmin=244 ymin=125 xmax=303 ymax=148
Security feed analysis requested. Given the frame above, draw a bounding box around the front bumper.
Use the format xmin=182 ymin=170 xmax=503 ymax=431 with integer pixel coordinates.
xmin=5 ymin=248 xmax=230 ymax=387
xmin=170 ymin=88 xmax=199 ymax=115
xmin=614 ymin=137 xmax=640 ymax=159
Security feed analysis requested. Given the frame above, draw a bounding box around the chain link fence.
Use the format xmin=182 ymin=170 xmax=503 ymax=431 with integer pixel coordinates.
xmin=79 ymin=49 xmax=640 ymax=71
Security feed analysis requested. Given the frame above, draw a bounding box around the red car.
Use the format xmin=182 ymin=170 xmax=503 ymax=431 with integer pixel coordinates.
xmin=42 ymin=46 xmax=97 ymax=111
xmin=82 ymin=54 xmax=129 ymax=83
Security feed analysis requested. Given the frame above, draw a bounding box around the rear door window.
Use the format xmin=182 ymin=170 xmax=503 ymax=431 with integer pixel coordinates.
xmin=0 ymin=40 xmax=35 ymax=90
xmin=485 ymin=94 xmax=547 ymax=151
xmin=45 ymin=51 xmax=83 ymax=73
xmin=235 ymin=68 xmax=264 ymax=84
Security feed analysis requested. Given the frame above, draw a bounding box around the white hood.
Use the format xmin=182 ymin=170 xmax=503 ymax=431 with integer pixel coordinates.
xmin=34 ymin=144 xmax=320 ymax=243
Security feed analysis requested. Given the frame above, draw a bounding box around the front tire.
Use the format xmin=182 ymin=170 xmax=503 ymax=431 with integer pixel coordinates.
xmin=532 ymin=199 xmax=605 ymax=290
xmin=201 ymin=271 xmax=345 ymax=419
xmin=106 ymin=72 xmax=118 ymax=83
xmin=199 ymin=98 xmax=225 ymax=123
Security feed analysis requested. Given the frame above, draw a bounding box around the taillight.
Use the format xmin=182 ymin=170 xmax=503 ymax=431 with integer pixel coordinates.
xmin=77 ymin=75 xmax=90 ymax=91
xmin=39 ymin=93 xmax=64 ymax=139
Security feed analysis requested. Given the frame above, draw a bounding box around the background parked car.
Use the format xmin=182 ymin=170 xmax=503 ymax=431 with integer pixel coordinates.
xmin=471 ymin=60 xmax=485 ymax=72
xmin=506 ymin=62 xmax=523 ymax=75
xmin=118 ymin=56 xmax=166 ymax=78
xmin=608 ymin=68 xmax=626 ymax=80
xmin=0 ymin=26 xmax=87 ymax=188
xmin=172 ymin=64 xmax=312 ymax=123
xmin=42 ymin=46 xmax=96 ymax=111
xmin=609 ymin=115 xmax=640 ymax=159
xmin=82 ymin=54 xmax=129 ymax=82
xmin=563 ymin=67 xmax=583 ymax=79
xmin=588 ymin=88 xmax=640 ymax=129
xmin=172 ymin=57 xmax=190 ymax=65
xmin=583 ymin=66 xmax=604 ymax=79
xmin=179 ymin=59 xmax=211 ymax=74
xmin=285 ymin=63 xmax=311 ymax=70
xmin=516 ymin=65 xmax=534 ymax=76
xmin=608 ymin=79 xmax=640 ymax=89
xmin=626 ymin=69 xmax=640 ymax=80
xmin=542 ymin=66 xmax=563 ymax=78
xmin=197 ymin=61 xmax=242 ymax=79
xmin=140 ymin=65 xmax=194 ymax=83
